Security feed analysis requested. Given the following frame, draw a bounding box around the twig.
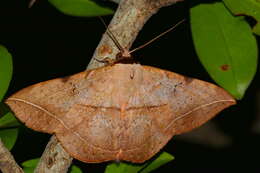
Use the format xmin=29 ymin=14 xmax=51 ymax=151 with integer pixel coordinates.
xmin=35 ymin=0 xmax=183 ymax=172
xmin=88 ymin=0 xmax=184 ymax=69
xmin=34 ymin=136 xmax=72 ymax=173
xmin=0 ymin=139 xmax=24 ymax=173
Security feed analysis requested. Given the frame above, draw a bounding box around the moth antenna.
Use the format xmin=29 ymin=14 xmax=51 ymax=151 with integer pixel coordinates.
xmin=129 ymin=19 xmax=186 ymax=54
xmin=29 ymin=0 xmax=37 ymax=8
xmin=99 ymin=17 xmax=125 ymax=52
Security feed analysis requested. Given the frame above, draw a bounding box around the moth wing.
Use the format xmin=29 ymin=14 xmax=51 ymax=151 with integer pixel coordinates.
xmin=141 ymin=66 xmax=236 ymax=135
xmin=5 ymin=71 xmax=88 ymax=133
xmin=109 ymin=65 xmax=235 ymax=163
xmin=55 ymin=104 xmax=121 ymax=163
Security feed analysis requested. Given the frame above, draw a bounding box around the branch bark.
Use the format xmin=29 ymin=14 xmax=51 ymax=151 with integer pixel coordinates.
xmin=35 ymin=0 xmax=183 ymax=172
xmin=34 ymin=136 xmax=72 ymax=173
xmin=87 ymin=0 xmax=183 ymax=69
xmin=0 ymin=139 xmax=23 ymax=173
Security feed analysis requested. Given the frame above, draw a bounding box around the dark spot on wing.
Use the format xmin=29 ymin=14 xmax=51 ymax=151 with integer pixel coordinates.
xmin=61 ymin=75 xmax=70 ymax=83
xmin=173 ymin=82 xmax=183 ymax=94
xmin=184 ymin=76 xmax=194 ymax=84
xmin=220 ymin=64 xmax=229 ymax=71
xmin=130 ymin=69 xmax=135 ymax=79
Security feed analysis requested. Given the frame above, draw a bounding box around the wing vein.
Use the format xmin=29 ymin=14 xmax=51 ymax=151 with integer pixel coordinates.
xmin=164 ymin=99 xmax=235 ymax=132
xmin=7 ymin=98 xmax=117 ymax=152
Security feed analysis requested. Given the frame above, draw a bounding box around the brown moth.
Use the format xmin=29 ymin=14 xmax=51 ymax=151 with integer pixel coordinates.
xmin=6 ymin=64 xmax=235 ymax=163
xmin=5 ymin=20 xmax=236 ymax=163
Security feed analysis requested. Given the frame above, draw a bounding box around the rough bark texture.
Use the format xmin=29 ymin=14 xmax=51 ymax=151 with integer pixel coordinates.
xmin=87 ymin=0 xmax=183 ymax=69
xmin=34 ymin=136 xmax=72 ymax=173
xmin=0 ymin=139 xmax=24 ymax=173
xmin=34 ymin=0 xmax=183 ymax=172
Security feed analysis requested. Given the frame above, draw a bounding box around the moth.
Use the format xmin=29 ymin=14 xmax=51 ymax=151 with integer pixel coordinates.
xmin=5 ymin=19 xmax=236 ymax=163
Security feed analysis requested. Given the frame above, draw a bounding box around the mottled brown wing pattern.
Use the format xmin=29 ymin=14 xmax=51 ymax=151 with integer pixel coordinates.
xmin=5 ymin=71 xmax=88 ymax=133
xmin=120 ymin=104 xmax=174 ymax=163
xmin=141 ymin=66 xmax=235 ymax=135
xmin=115 ymin=65 xmax=235 ymax=162
xmin=5 ymin=64 xmax=236 ymax=163
xmin=56 ymin=104 xmax=122 ymax=163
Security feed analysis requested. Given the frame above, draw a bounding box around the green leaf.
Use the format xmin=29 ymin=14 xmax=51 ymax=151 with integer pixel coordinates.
xmin=140 ymin=152 xmax=174 ymax=173
xmin=0 ymin=102 xmax=10 ymax=117
xmin=190 ymin=2 xmax=258 ymax=99
xmin=0 ymin=111 xmax=20 ymax=128
xmin=70 ymin=165 xmax=83 ymax=173
xmin=48 ymin=0 xmax=113 ymax=17
xmin=22 ymin=158 xmax=40 ymax=168
xmin=105 ymin=162 xmax=148 ymax=173
xmin=22 ymin=159 xmax=39 ymax=173
xmin=223 ymin=0 xmax=260 ymax=36
xmin=105 ymin=152 xmax=174 ymax=173
xmin=22 ymin=158 xmax=39 ymax=173
xmin=0 ymin=128 xmax=18 ymax=150
xmin=0 ymin=45 xmax=12 ymax=102
xmin=22 ymin=159 xmax=82 ymax=173
xmin=23 ymin=167 xmax=34 ymax=173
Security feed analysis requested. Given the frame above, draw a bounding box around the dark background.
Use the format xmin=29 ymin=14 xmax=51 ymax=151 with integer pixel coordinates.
xmin=1 ymin=0 xmax=260 ymax=172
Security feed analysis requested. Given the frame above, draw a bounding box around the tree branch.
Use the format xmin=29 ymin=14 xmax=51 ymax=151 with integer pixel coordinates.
xmin=35 ymin=0 xmax=183 ymax=172
xmin=87 ymin=0 xmax=183 ymax=69
xmin=34 ymin=136 xmax=72 ymax=173
xmin=0 ymin=139 xmax=24 ymax=173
